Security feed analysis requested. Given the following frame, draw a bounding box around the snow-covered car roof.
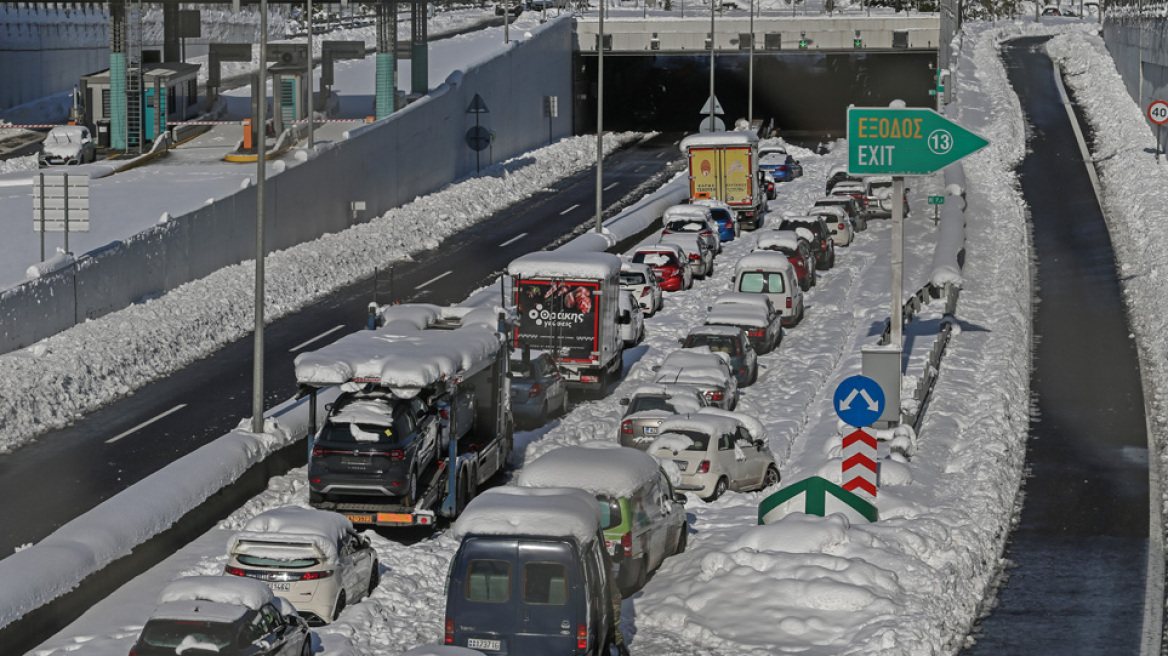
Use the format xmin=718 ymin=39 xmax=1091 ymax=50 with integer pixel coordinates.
xmin=865 ymin=175 xmax=894 ymax=184
xmin=679 ymin=131 xmax=759 ymax=151
xmin=230 ymin=506 xmax=353 ymax=562
xmin=656 ymin=350 xmax=733 ymax=388
xmin=755 ymin=231 xmax=803 ymax=252
xmin=518 ymin=442 xmax=665 ymax=498
xmin=661 ymin=347 xmax=731 ymax=369
xmin=624 ymin=383 xmax=706 ymax=408
xmin=663 ymin=205 xmax=713 ymax=222
xmin=375 ymin=303 xmax=442 ymax=331
xmin=152 ymin=576 xmax=274 ymax=622
xmin=508 ymin=251 xmax=622 ymax=280
xmin=827 ymin=164 xmax=849 ymax=178
xmin=656 ymin=414 xmax=741 ymax=440
xmin=692 ymin=198 xmax=733 ymax=213
xmin=620 ymin=261 xmax=654 ymax=277
xmin=634 ymin=243 xmax=684 ymax=257
xmin=697 ymin=407 xmax=768 ymax=441
xmin=814 ymin=196 xmax=854 ymax=205
xmin=658 ymin=232 xmax=704 ymax=254
xmin=780 ymin=215 xmax=825 ymax=226
xmin=759 ymin=152 xmax=787 ymax=164
xmin=735 ymin=251 xmax=796 ymax=273
xmin=294 ymin=325 xmax=501 ymax=392
xmin=687 ymin=324 xmax=746 ymax=338
xmin=706 ymin=304 xmax=770 ymax=329
xmin=453 ymin=487 xmax=601 ymax=544
xmin=714 ymin=292 xmax=776 ymax=311
xmin=809 ymin=206 xmax=848 ymax=220
xmin=46 ymin=125 xmax=89 ymax=142
xmin=759 ymin=144 xmax=788 ymax=156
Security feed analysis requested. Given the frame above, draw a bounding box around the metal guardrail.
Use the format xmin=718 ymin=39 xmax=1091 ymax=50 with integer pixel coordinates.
xmin=878 ymin=281 xmax=960 ymax=431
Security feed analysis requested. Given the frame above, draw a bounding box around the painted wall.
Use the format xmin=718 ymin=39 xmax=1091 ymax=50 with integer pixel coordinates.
xmin=0 ymin=19 xmax=575 ymax=354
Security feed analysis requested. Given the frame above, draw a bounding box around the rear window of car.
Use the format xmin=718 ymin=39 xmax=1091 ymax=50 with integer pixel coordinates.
xmin=665 ymin=220 xmax=705 ymax=232
xmin=709 ymin=209 xmax=732 ymax=225
xmin=597 ymin=496 xmax=623 ymax=530
xmin=738 ymin=272 xmax=785 ymax=294
xmin=140 ymin=620 xmax=236 ymax=649
xmin=685 ymin=334 xmax=742 ymax=356
xmin=628 ymin=396 xmax=674 ymax=414
xmin=466 ymin=560 xmax=511 ymax=603
xmin=523 ymin=562 xmax=569 ymax=606
xmin=620 ymin=272 xmax=647 ymax=285
xmin=237 ymin=554 xmax=320 ymax=568
xmin=320 ymin=414 xmax=412 ymax=445
xmin=634 ymin=251 xmax=677 ymax=268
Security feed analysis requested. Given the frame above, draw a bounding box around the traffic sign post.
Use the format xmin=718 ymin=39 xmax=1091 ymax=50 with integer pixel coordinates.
xmin=928 ymin=194 xmax=945 ymax=225
xmin=833 ymin=376 xmax=885 ymax=504
xmin=466 ymin=94 xmax=490 ymax=174
xmin=1148 ymin=100 xmax=1168 ymax=163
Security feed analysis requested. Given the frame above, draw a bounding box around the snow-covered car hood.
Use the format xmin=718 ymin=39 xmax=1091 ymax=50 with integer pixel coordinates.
xmin=41 ymin=141 xmax=83 ymax=159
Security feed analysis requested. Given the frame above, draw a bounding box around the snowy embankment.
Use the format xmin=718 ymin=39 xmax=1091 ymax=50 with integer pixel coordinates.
xmin=0 ymin=132 xmax=639 ymax=455
xmin=1046 ymin=30 xmax=1168 ymax=545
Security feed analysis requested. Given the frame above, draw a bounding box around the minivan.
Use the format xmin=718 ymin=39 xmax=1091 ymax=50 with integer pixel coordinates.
xmin=445 ymin=487 xmax=616 ymax=655
xmin=732 ymin=251 xmax=805 ymax=327
xmin=518 ymin=443 xmax=687 ymax=593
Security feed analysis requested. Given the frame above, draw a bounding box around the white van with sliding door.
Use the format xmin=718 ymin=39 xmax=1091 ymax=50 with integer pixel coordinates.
xmin=732 ymin=251 xmax=804 ymax=327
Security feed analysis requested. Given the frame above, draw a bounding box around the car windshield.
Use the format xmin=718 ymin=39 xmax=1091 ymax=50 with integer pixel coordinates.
xmin=597 ymin=496 xmax=623 ymax=530
xmin=620 ymin=272 xmax=647 ymax=285
xmin=685 ymin=334 xmax=741 ymax=356
xmin=140 ymin=619 xmax=236 ymax=650
xmin=628 ymin=395 xmax=676 ymax=414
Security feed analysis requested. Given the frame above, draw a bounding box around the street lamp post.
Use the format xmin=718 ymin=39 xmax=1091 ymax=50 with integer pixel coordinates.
xmin=595 ymin=0 xmax=604 ymax=234
xmin=748 ymin=0 xmax=754 ymax=125
xmin=306 ymin=0 xmax=314 ymax=148
xmin=708 ymin=0 xmax=715 ymax=130
xmin=253 ymin=0 xmax=268 ymax=434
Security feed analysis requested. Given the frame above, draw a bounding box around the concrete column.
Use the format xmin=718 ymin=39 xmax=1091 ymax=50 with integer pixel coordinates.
xmin=411 ymin=0 xmax=428 ymax=96
xmin=163 ymin=1 xmax=181 ymax=62
xmin=375 ymin=0 xmax=397 ymax=119
xmin=109 ymin=0 xmax=128 ymax=150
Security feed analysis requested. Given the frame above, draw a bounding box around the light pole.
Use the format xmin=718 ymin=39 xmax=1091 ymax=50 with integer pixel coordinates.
xmin=708 ymin=0 xmax=715 ymax=130
xmin=306 ymin=0 xmax=314 ymax=148
xmin=594 ymin=0 xmax=604 ymax=234
xmin=748 ymin=0 xmax=754 ymax=124
xmin=253 ymin=0 xmax=269 ymax=434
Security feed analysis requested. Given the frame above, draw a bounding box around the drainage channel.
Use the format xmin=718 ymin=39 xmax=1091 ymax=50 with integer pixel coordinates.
xmin=964 ymin=36 xmax=1153 ymax=654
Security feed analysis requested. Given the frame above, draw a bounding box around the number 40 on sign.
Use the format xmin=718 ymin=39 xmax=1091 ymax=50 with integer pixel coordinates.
xmin=1149 ymin=100 xmax=1168 ymax=163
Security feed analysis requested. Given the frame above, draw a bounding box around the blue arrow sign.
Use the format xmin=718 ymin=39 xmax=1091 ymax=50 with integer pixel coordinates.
xmin=833 ymin=375 xmax=886 ymax=428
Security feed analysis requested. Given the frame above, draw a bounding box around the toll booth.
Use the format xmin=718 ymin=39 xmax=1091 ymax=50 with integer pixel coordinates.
xmin=268 ymin=63 xmax=308 ymax=135
xmin=80 ymin=62 xmax=201 ymax=147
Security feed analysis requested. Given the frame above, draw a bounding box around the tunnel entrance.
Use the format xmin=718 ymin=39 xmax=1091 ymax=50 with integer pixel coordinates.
xmin=574 ymin=51 xmax=936 ymax=139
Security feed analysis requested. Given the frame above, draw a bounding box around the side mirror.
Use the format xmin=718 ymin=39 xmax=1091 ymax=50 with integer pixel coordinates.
xmin=619 ymin=398 xmax=630 ymax=406
xmin=673 ymin=492 xmax=688 ymax=504
xmin=677 ymin=338 xmax=685 ymax=346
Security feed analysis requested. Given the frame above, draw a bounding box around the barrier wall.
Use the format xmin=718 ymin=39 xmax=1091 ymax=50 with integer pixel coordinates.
xmin=0 ymin=18 xmax=574 ymax=354
xmin=1102 ymin=16 xmax=1168 ymax=120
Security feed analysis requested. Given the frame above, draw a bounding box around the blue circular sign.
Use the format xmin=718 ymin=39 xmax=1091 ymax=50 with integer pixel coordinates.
xmin=833 ymin=375 xmax=886 ymax=427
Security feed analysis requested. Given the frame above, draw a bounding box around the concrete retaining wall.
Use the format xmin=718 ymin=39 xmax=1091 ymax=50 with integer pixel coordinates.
xmin=1102 ymin=16 xmax=1168 ymax=120
xmin=0 ymin=19 xmax=574 ymax=354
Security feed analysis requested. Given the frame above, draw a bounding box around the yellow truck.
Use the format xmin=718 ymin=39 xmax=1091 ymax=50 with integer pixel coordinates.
xmin=680 ymin=131 xmax=765 ymax=230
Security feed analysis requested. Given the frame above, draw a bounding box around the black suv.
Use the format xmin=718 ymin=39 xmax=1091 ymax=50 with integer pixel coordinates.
xmin=308 ymin=389 xmax=439 ymax=505
xmin=778 ymin=216 xmax=836 ymax=270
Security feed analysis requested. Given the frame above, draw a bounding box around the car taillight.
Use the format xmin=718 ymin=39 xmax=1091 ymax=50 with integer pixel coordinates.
xmin=748 ymin=329 xmax=765 ymax=337
xmin=839 ymin=223 xmax=847 ymax=230
xmin=225 ymin=566 xmax=246 ymax=577
xmin=299 ymin=570 xmax=334 ymax=581
xmin=705 ymin=390 xmax=724 ymax=402
xmin=445 ymin=617 xmax=455 ymax=644
xmin=786 ymin=298 xmax=793 ymax=309
xmin=312 ymin=446 xmax=324 ymax=458
xmin=689 ymin=253 xmax=700 ymax=261
xmin=581 ymin=375 xmax=599 ymax=383
xmin=697 ymin=460 xmax=711 ymax=474
xmin=621 ymin=420 xmax=633 ymax=435
xmin=528 ymin=382 xmax=542 ymax=399
xmin=577 ymin=623 xmax=588 ymax=650
xmin=621 ymin=531 xmax=633 ymax=556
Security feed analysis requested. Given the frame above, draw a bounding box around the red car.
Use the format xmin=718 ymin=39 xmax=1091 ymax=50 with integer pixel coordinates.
xmin=754 ymin=230 xmax=815 ymax=291
xmin=632 ymin=244 xmax=692 ymax=292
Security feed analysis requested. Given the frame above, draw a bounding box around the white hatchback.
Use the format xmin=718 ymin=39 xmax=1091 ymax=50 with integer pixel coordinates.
xmin=618 ymin=290 xmax=646 ymax=347
xmin=620 ymin=261 xmax=663 ymax=315
xmin=225 ymin=506 xmax=379 ymax=626
xmin=650 ymin=411 xmax=779 ymax=501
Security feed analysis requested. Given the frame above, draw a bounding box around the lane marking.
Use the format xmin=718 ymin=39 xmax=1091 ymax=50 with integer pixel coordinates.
xmin=1052 ymin=65 xmax=1104 ymax=205
xmin=289 ymin=324 xmax=345 ymax=352
xmin=499 ymin=232 xmax=528 ymax=248
xmin=417 ymin=270 xmax=452 ymax=289
xmin=107 ymin=404 xmax=188 ymax=444
xmin=559 ymin=203 xmax=580 ymax=216
xmin=656 ymin=151 xmax=665 ymax=158
xmin=603 ymin=182 xmax=619 ymax=191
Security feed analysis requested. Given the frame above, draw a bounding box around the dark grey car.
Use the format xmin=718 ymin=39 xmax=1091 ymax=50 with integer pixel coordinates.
xmin=681 ymin=326 xmax=759 ymax=387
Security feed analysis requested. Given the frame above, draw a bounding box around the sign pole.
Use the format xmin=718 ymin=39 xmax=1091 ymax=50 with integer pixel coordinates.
xmin=891 ymin=176 xmax=903 ymax=350
xmin=64 ymin=172 xmax=70 ymax=255
xmin=38 ymin=173 xmax=45 ymax=262
xmin=1159 ymin=124 xmax=1162 ymax=163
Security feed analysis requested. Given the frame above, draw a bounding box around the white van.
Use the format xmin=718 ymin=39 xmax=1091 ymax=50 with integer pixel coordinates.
xmin=732 ymin=251 xmax=804 ymax=327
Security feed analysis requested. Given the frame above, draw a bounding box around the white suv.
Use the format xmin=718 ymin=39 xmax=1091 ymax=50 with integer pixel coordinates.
xmin=225 ymin=506 xmax=379 ymax=625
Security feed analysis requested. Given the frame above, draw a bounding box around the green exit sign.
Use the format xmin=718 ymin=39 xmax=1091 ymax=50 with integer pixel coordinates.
xmin=928 ymin=195 xmax=946 ymax=205
xmin=847 ymin=107 xmax=990 ymax=176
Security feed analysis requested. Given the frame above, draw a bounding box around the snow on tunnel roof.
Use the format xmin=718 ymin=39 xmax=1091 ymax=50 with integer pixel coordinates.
xmin=679 ymin=131 xmax=759 ymax=151
xmin=755 ymin=231 xmax=803 ymax=252
xmin=508 ymin=251 xmax=622 ymax=280
xmin=518 ymin=442 xmax=664 ymax=499
xmin=155 ymin=576 xmax=274 ymax=621
xmin=294 ymin=325 xmax=501 ymax=390
xmin=453 ymin=487 xmax=601 ymax=544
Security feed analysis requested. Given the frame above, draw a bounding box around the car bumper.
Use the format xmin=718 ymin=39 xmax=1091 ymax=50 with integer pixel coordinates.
xmin=676 ymin=472 xmax=718 ymax=496
xmin=659 ymin=276 xmax=684 ymax=292
xmin=717 ymin=228 xmax=735 ymax=241
xmin=511 ymin=398 xmax=547 ymax=422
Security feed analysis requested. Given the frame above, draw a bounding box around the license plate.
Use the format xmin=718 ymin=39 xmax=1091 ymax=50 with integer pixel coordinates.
xmin=344 ymin=514 xmax=374 ymax=524
xmin=673 ymin=460 xmax=688 ymax=471
xmin=267 ymin=582 xmax=291 ymax=592
xmin=467 ymin=638 xmax=502 ymax=650
xmin=340 ymin=456 xmax=372 ymax=468
xmin=644 ymin=426 xmax=657 ymax=434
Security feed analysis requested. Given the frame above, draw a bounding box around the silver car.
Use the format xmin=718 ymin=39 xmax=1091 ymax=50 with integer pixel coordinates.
xmin=661 ymin=204 xmax=721 ymax=254
xmin=680 ymin=325 xmax=757 ymax=387
xmin=618 ymin=384 xmax=708 ymax=449
xmin=651 ymin=411 xmax=779 ymax=501
xmin=653 ymin=348 xmax=739 ymax=410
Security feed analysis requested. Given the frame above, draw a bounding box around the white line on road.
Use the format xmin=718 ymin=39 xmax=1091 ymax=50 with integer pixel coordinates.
xmin=289 ymin=324 xmax=345 ymax=352
xmin=604 ymin=182 xmax=619 ymax=191
xmin=656 ymin=151 xmax=664 ymax=158
xmin=559 ymin=204 xmax=580 ymax=216
xmin=417 ymin=270 xmax=452 ymax=289
xmin=499 ymin=232 xmax=528 ymax=247
xmin=107 ymin=404 xmax=188 ymax=444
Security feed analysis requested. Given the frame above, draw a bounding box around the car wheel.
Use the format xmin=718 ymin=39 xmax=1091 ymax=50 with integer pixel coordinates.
xmin=749 ymin=365 xmax=759 ymax=386
xmin=560 ymin=391 xmax=570 ymax=417
xmin=763 ymin=465 xmax=781 ymax=489
xmin=301 ymin=637 xmax=312 ymax=656
xmin=675 ymin=521 xmax=689 ymax=554
xmin=535 ymin=401 xmax=549 ymax=427
xmin=706 ymin=477 xmax=729 ymax=502
xmin=367 ymin=559 xmax=381 ymax=596
xmin=332 ymin=591 xmax=347 ymax=622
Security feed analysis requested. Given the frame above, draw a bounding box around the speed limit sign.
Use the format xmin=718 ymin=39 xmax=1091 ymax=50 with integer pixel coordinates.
xmin=1149 ymin=100 xmax=1168 ymax=126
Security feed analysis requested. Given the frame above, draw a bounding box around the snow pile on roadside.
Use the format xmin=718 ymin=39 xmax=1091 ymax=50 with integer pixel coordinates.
xmin=0 ymin=132 xmax=640 ymax=454
xmin=0 ymin=154 xmax=37 ymax=174
xmin=1046 ymin=31 xmax=1168 ymax=521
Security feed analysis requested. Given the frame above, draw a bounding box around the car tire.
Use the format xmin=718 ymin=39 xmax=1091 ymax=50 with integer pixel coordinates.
xmin=749 ymin=365 xmax=759 ymax=386
xmin=560 ymin=392 xmax=570 ymax=417
xmin=675 ymin=521 xmax=689 ymax=554
xmin=763 ymin=465 xmax=781 ymax=489
xmin=706 ymin=477 xmax=729 ymax=502
xmin=332 ymin=591 xmax=347 ymax=622
xmin=536 ymin=402 xmax=549 ymax=427
xmin=367 ymin=559 xmax=381 ymax=596
xmin=300 ymin=637 xmax=312 ymax=656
